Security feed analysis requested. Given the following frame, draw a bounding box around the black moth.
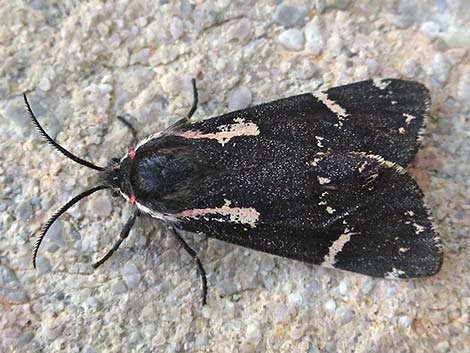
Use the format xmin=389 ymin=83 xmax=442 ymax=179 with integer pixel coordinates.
xmin=25 ymin=78 xmax=443 ymax=305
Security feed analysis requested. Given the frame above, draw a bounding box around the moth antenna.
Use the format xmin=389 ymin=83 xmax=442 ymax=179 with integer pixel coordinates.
xmin=33 ymin=185 xmax=109 ymax=268
xmin=23 ymin=93 xmax=105 ymax=171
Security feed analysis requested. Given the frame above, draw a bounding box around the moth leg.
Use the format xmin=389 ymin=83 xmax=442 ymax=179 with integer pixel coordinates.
xmin=186 ymin=78 xmax=198 ymax=121
xmin=116 ymin=114 xmax=138 ymax=145
xmin=92 ymin=211 xmax=139 ymax=269
xmin=170 ymin=226 xmax=207 ymax=306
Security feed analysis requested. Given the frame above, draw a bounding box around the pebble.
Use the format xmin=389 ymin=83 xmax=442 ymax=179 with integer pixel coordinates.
xmin=161 ymin=73 xmax=182 ymax=96
xmin=7 ymin=290 xmax=29 ymax=303
xmin=36 ymin=257 xmax=52 ymax=274
xmin=305 ymin=17 xmax=325 ymax=55
xmin=277 ymin=29 xmax=305 ymax=51
xmin=38 ymin=77 xmax=51 ymax=91
xmin=40 ymin=322 xmax=63 ymax=341
xmin=440 ymin=28 xmax=470 ymax=48
xmin=273 ymin=3 xmax=308 ymax=28
xmin=309 ymin=279 xmax=320 ymax=291
xmin=421 ymin=21 xmax=440 ymax=40
xmin=194 ymin=333 xmax=209 ymax=347
xmin=121 ymin=261 xmax=141 ymax=289
xmin=314 ymin=0 xmax=327 ymax=13
xmin=399 ymin=315 xmax=412 ymax=328
xmin=82 ymin=347 xmax=99 ymax=353
xmin=384 ymin=285 xmax=397 ymax=298
xmin=170 ymin=17 xmax=184 ymax=40
xmin=324 ymin=299 xmax=336 ymax=311
xmin=289 ymin=326 xmax=305 ymax=340
xmin=457 ymin=69 xmax=470 ymax=105
xmin=309 ymin=346 xmax=321 ymax=353
xmin=16 ymin=331 xmax=34 ymax=346
xmin=367 ymin=59 xmax=379 ymax=76
xmin=88 ymin=194 xmax=112 ymax=217
xmin=239 ymin=342 xmax=257 ymax=353
xmin=0 ymin=265 xmax=19 ymax=285
xmin=430 ymin=53 xmax=451 ymax=85
xmin=288 ymin=291 xmax=305 ymax=307
xmin=401 ymin=58 xmax=420 ymax=78
xmin=230 ymin=18 xmax=252 ymax=42
xmin=337 ymin=280 xmax=348 ymax=295
xmin=84 ymin=296 xmax=102 ymax=310
xmin=271 ymin=303 xmax=290 ymax=323
xmin=46 ymin=220 xmax=65 ymax=246
xmin=245 ymin=321 xmax=262 ymax=345
xmin=217 ymin=278 xmax=238 ymax=296
xmin=97 ymin=22 xmax=109 ymax=37
xmin=15 ymin=201 xmax=33 ymax=220
xmin=111 ymin=280 xmax=128 ymax=294
xmin=325 ymin=342 xmax=337 ymax=353
xmin=337 ymin=306 xmax=353 ymax=325
xmin=361 ymin=278 xmax=376 ymax=294
xmin=228 ymin=86 xmax=252 ymax=111
xmin=98 ymin=83 xmax=113 ymax=95
xmin=1 ymin=96 xmax=30 ymax=128
xmin=293 ymin=59 xmax=317 ymax=80
xmin=130 ymin=48 xmax=150 ymax=65
xmin=180 ymin=1 xmax=193 ymax=18
xmin=326 ymin=0 xmax=351 ymax=10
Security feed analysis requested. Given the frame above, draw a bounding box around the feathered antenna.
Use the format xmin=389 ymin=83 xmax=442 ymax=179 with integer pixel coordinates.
xmin=33 ymin=185 xmax=109 ymax=268
xmin=24 ymin=93 xmax=110 ymax=266
xmin=23 ymin=93 xmax=104 ymax=171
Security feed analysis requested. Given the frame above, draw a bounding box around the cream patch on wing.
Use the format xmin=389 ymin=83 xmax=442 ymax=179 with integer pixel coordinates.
xmin=321 ymin=228 xmax=359 ymax=267
xmin=176 ymin=117 xmax=260 ymax=146
xmin=178 ymin=199 xmax=260 ymax=228
xmin=313 ymin=90 xmax=349 ymax=127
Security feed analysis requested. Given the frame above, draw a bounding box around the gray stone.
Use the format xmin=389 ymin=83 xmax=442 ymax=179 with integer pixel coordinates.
xmin=326 ymin=0 xmax=351 ymax=10
xmin=273 ymin=4 xmax=308 ymax=28
xmin=88 ymin=194 xmax=112 ymax=217
xmin=430 ymin=52 xmax=451 ymax=85
xmin=324 ymin=299 xmax=336 ymax=311
xmin=7 ymin=290 xmax=29 ymax=303
xmin=305 ymin=17 xmax=325 ymax=55
xmin=0 ymin=96 xmax=29 ymax=128
xmin=277 ymin=29 xmax=305 ymax=51
xmin=16 ymin=331 xmax=34 ymax=347
xmin=421 ymin=21 xmax=440 ymax=40
xmin=111 ymin=280 xmax=128 ymax=294
xmin=0 ymin=266 xmax=19 ymax=285
xmin=399 ymin=315 xmax=412 ymax=328
xmin=170 ymin=17 xmax=184 ymax=40
xmin=228 ymin=86 xmax=252 ymax=111
xmin=36 ymin=257 xmax=52 ymax=274
xmin=121 ymin=261 xmax=141 ymax=289
xmin=270 ymin=303 xmax=290 ymax=323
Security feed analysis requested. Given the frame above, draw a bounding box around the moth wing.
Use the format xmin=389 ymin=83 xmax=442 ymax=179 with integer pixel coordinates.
xmin=178 ymin=151 xmax=442 ymax=278
xmin=172 ymin=79 xmax=429 ymax=166
xmin=324 ymin=79 xmax=430 ymax=165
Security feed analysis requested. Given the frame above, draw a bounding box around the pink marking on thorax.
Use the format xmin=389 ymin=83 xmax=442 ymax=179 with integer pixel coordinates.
xmin=130 ymin=193 xmax=136 ymax=204
xmin=128 ymin=149 xmax=135 ymax=160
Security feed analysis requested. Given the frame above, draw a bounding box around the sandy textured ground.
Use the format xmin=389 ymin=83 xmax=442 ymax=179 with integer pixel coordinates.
xmin=1 ymin=0 xmax=469 ymax=352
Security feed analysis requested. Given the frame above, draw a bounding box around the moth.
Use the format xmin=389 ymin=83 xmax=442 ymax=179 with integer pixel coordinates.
xmin=25 ymin=78 xmax=443 ymax=305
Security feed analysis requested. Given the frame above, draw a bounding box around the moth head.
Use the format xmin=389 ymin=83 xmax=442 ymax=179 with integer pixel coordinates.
xmin=23 ymin=93 xmax=131 ymax=268
xmin=99 ymin=154 xmax=133 ymax=200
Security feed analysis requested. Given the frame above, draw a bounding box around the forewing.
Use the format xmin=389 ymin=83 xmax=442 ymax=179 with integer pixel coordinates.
xmin=178 ymin=152 xmax=442 ymax=278
xmin=172 ymin=79 xmax=429 ymax=166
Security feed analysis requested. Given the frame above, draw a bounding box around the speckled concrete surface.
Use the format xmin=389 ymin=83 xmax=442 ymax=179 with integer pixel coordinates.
xmin=0 ymin=1 xmax=469 ymax=352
